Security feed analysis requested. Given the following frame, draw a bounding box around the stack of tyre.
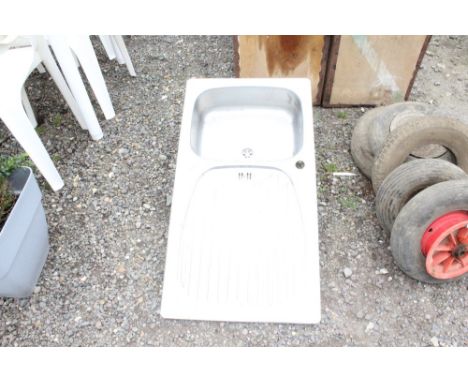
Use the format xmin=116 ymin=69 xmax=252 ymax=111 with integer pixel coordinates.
xmin=351 ymin=102 xmax=468 ymax=283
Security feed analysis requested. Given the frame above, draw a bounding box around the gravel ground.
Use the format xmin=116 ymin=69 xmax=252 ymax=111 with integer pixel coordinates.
xmin=0 ymin=36 xmax=467 ymax=346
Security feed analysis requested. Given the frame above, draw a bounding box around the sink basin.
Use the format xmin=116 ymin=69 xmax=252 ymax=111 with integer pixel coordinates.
xmin=191 ymin=86 xmax=303 ymax=161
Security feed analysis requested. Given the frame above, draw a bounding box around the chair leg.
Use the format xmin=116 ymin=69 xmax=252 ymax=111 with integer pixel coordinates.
xmin=110 ymin=36 xmax=125 ymax=65
xmin=72 ymin=50 xmax=80 ymax=68
xmin=47 ymin=35 xmax=103 ymax=141
xmin=68 ymin=36 xmax=115 ymax=120
xmin=99 ymin=35 xmax=116 ymax=60
xmin=36 ymin=63 xmax=46 ymax=73
xmin=21 ymin=87 xmax=38 ymax=128
xmin=0 ymin=100 xmax=64 ymax=191
xmin=112 ymin=36 xmax=136 ymax=76
xmin=35 ymin=38 xmax=89 ymax=131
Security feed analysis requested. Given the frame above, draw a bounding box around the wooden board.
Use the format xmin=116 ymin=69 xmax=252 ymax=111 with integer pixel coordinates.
xmin=235 ymin=36 xmax=330 ymax=105
xmin=323 ymin=35 xmax=430 ymax=107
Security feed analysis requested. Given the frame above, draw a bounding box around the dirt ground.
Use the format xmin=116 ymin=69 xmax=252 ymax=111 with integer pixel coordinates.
xmin=0 ymin=35 xmax=466 ymax=346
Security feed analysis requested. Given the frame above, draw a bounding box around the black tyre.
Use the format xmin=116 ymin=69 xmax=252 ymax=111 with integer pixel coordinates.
xmin=391 ymin=179 xmax=468 ymax=283
xmin=367 ymin=102 xmax=432 ymax=155
xmin=351 ymin=107 xmax=384 ymax=178
xmin=351 ymin=102 xmax=451 ymax=179
xmin=371 ymin=116 xmax=468 ymax=192
xmin=375 ymin=159 xmax=466 ymax=233
xmin=385 ymin=110 xmax=454 ymax=162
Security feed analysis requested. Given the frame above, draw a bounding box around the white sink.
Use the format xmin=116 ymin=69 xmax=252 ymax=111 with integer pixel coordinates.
xmin=161 ymin=78 xmax=321 ymax=324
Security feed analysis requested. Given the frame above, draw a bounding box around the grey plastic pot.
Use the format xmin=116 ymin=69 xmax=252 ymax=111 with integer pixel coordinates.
xmin=0 ymin=167 xmax=49 ymax=298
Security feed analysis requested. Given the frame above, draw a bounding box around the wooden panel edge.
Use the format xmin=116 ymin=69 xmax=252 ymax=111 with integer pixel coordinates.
xmin=405 ymin=35 xmax=432 ymax=100
xmin=321 ymin=35 xmax=341 ymax=107
xmin=314 ymin=36 xmax=331 ymax=105
xmin=233 ymin=35 xmax=240 ymax=77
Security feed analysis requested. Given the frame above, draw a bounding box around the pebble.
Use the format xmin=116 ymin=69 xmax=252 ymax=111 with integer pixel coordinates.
xmin=116 ymin=264 xmax=126 ymax=274
xmin=365 ymin=322 xmax=375 ymax=333
xmin=159 ymin=154 xmax=167 ymax=161
xmin=166 ymin=194 xmax=172 ymax=206
xmin=343 ymin=268 xmax=353 ymax=278
xmin=72 ymin=175 xmax=80 ymax=187
xmin=430 ymin=337 xmax=439 ymax=347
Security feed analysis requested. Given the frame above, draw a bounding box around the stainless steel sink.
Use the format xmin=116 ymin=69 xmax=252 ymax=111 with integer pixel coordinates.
xmin=161 ymin=78 xmax=321 ymax=324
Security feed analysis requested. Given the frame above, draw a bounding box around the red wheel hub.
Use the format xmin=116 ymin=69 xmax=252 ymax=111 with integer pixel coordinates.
xmin=421 ymin=211 xmax=468 ymax=279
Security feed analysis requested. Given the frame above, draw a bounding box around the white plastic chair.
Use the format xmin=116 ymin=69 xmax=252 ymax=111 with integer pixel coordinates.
xmin=47 ymin=35 xmax=115 ymax=124
xmin=8 ymin=35 xmax=108 ymax=137
xmin=98 ymin=35 xmax=116 ymax=60
xmin=65 ymin=36 xmax=116 ymax=120
xmin=21 ymin=86 xmax=38 ymax=127
xmin=21 ymin=35 xmax=132 ymax=129
xmin=99 ymin=35 xmax=136 ymax=76
xmin=1 ymin=35 xmax=133 ymax=191
xmin=0 ymin=37 xmax=85 ymax=191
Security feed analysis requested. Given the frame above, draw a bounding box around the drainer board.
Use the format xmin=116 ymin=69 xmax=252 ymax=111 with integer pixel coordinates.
xmin=161 ymin=78 xmax=320 ymax=324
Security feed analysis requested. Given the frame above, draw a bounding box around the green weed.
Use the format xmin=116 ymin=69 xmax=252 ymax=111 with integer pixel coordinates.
xmin=337 ymin=111 xmax=347 ymax=119
xmin=322 ymin=162 xmax=337 ymax=173
xmin=339 ymin=195 xmax=360 ymax=209
xmin=53 ymin=113 xmax=63 ymax=128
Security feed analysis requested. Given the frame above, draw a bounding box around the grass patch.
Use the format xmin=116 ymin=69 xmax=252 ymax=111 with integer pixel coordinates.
xmin=317 ymin=185 xmax=326 ymax=196
xmin=0 ymin=153 xmax=31 ymax=229
xmin=336 ymin=110 xmax=347 ymax=119
xmin=53 ymin=113 xmax=63 ymax=128
xmin=51 ymin=153 xmax=61 ymax=163
xmin=339 ymin=195 xmax=360 ymax=209
xmin=322 ymin=162 xmax=337 ymax=173
xmin=36 ymin=125 xmax=46 ymax=136
xmin=0 ymin=153 xmax=31 ymax=177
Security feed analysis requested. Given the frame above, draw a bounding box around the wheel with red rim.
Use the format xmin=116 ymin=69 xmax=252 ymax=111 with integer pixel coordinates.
xmin=421 ymin=211 xmax=468 ymax=279
xmin=391 ymin=179 xmax=468 ymax=283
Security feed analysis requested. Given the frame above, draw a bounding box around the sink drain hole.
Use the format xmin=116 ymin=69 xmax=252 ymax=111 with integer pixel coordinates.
xmin=241 ymin=148 xmax=254 ymax=158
